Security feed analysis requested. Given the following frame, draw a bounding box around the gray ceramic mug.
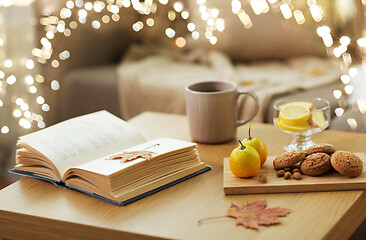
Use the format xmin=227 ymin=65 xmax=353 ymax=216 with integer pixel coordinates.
xmin=185 ymin=81 xmax=259 ymax=144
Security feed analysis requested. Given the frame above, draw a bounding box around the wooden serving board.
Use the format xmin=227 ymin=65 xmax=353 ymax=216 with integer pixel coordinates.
xmin=224 ymin=152 xmax=366 ymax=195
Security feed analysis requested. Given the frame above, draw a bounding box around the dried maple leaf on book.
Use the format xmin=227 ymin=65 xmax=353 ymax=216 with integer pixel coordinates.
xmin=228 ymin=200 xmax=290 ymax=230
xmin=106 ymin=151 xmax=156 ymax=163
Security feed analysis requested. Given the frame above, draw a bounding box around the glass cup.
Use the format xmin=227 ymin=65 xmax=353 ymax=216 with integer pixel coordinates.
xmin=273 ymin=97 xmax=331 ymax=151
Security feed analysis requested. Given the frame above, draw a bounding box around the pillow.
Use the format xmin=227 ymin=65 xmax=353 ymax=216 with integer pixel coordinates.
xmin=185 ymin=0 xmax=328 ymax=61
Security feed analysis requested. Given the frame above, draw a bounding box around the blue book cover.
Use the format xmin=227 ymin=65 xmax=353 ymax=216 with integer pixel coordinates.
xmin=9 ymin=166 xmax=211 ymax=206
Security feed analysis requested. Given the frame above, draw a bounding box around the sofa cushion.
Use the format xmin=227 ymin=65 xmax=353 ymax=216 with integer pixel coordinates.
xmin=59 ymin=64 xmax=121 ymax=121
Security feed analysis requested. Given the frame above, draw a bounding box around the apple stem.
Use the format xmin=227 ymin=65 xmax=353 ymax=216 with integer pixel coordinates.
xmin=238 ymin=140 xmax=246 ymax=150
xmin=248 ymin=122 xmax=252 ymax=140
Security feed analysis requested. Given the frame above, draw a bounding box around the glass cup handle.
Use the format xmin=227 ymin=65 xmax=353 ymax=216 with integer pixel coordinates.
xmin=236 ymin=89 xmax=259 ymax=127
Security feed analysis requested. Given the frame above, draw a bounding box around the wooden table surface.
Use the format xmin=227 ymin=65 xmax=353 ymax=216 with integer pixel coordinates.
xmin=0 ymin=112 xmax=366 ymax=240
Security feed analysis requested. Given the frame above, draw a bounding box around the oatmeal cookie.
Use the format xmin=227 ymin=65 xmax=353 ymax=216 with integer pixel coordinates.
xmin=331 ymin=151 xmax=363 ymax=177
xmin=300 ymin=153 xmax=331 ymax=176
xmin=273 ymin=151 xmax=305 ymax=170
xmin=303 ymin=143 xmax=336 ymax=156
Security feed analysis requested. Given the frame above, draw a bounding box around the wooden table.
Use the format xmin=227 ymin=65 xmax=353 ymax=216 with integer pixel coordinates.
xmin=0 ymin=112 xmax=365 ymax=240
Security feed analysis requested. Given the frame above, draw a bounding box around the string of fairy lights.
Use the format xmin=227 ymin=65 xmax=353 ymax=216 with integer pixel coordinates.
xmin=0 ymin=0 xmax=366 ymax=136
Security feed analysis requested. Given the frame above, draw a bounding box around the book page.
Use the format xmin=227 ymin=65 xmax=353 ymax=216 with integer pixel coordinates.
xmin=67 ymin=138 xmax=197 ymax=176
xmin=19 ymin=111 xmax=146 ymax=176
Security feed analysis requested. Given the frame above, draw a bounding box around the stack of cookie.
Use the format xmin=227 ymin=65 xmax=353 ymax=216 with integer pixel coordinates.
xmin=273 ymin=143 xmax=363 ymax=178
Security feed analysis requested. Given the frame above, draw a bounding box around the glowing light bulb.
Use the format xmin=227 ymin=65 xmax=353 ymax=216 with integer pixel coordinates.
xmin=21 ymin=103 xmax=29 ymax=111
xmin=60 ymin=50 xmax=70 ymax=60
xmin=122 ymin=0 xmax=131 ymax=8
xmin=192 ymin=31 xmax=199 ymax=40
xmin=4 ymin=59 xmax=13 ymax=68
xmin=92 ymin=20 xmax=101 ymax=29
xmin=357 ymin=99 xmax=366 ymax=113
xmin=51 ymin=80 xmax=60 ymax=90
xmin=132 ymin=22 xmax=142 ymax=32
xmin=78 ymin=9 xmax=87 ymax=18
xmin=187 ymin=23 xmax=195 ymax=32
xmin=35 ymin=75 xmax=45 ymax=83
xmin=112 ymin=14 xmax=120 ymax=21
xmin=102 ymin=15 xmax=110 ymax=23
xmin=165 ymin=28 xmax=176 ymax=38
xmin=61 ymin=8 xmax=72 ymax=18
xmin=57 ymin=23 xmax=66 ymax=33
xmin=344 ymin=85 xmax=354 ymax=95
xmin=110 ymin=5 xmax=119 ymax=14
xmin=347 ymin=118 xmax=357 ymax=129
xmin=85 ymin=2 xmax=93 ymax=10
xmin=317 ymin=26 xmax=330 ymax=37
xmin=322 ymin=34 xmax=333 ymax=47
xmin=232 ymin=0 xmax=241 ymax=14
xmin=94 ymin=1 xmax=105 ymax=12
xmin=29 ymin=86 xmax=37 ymax=93
xmin=66 ymin=1 xmax=74 ymax=9
xmin=340 ymin=36 xmax=351 ymax=46
xmin=349 ymin=67 xmax=358 ymax=77
xmin=13 ymin=109 xmax=22 ymax=118
xmin=146 ymin=18 xmax=154 ymax=27
xmin=335 ymin=108 xmax=344 ymax=117
xmin=41 ymin=37 xmax=52 ymax=49
xmin=75 ymin=0 xmax=84 ymax=8
xmin=173 ymin=2 xmax=183 ymax=12
xmin=333 ymin=90 xmax=342 ymax=99
xmin=42 ymin=104 xmax=50 ymax=112
xmin=216 ymin=18 xmax=225 ymax=32
xmin=168 ymin=11 xmax=176 ymax=21
xmin=340 ymin=75 xmax=351 ymax=84
xmin=209 ymin=36 xmax=217 ymax=45
xmin=6 ymin=75 xmax=16 ymax=85
xmin=46 ymin=31 xmax=55 ymax=39
xmin=16 ymin=98 xmax=24 ymax=105
xmin=38 ymin=121 xmax=46 ymax=128
xmin=181 ymin=11 xmax=189 ymax=19
xmin=357 ymin=38 xmax=366 ymax=47
xmin=25 ymin=75 xmax=34 ymax=85
xmin=26 ymin=59 xmax=35 ymax=69
xmin=24 ymin=111 xmax=31 ymax=118
xmin=70 ymin=21 xmax=78 ymax=29
xmin=36 ymin=115 xmax=43 ymax=122
xmin=1 ymin=126 xmax=9 ymax=134
xmin=175 ymin=37 xmax=186 ymax=48
xmin=280 ymin=4 xmax=292 ymax=19
xmin=51 ymin=60 xmax=60 ymax=68
xmin=294 ymin=10 xmax=305 ymax=24
xmin=36 ymin=96 xmax=45 ymax=104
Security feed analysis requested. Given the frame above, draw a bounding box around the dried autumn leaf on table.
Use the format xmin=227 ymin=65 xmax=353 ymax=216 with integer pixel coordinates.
xmin=228 ymin=200 xmax=290 ymax=230
xmin=106 ymin=151 xmax=156 ymax=163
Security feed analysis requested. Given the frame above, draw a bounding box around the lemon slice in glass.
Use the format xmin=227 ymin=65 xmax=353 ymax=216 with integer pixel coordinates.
xmin=309 ymin=110 xmax=326 ymax=129
xmin=278 ymin=101 xmax=314 ymax=111
xmin=279 ymin=105 xmax=311 ymax=126
xmin=275 ymin=118 xmax=310 ymax=132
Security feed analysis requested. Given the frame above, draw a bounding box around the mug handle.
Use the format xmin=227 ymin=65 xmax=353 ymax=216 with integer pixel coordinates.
xmin=236 ymin=89 xmax=259 ymax=127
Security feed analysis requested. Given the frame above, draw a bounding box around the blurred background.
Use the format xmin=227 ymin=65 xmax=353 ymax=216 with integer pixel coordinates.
xmin=1 ymin=0 xmax=366 ymax=237
xmin=0 ymin=0 xmax=366 ymax=209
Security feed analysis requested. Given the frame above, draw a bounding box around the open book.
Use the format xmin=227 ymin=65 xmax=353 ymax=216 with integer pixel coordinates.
xmin=10 ymin=111 xmax=210 ymax=205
